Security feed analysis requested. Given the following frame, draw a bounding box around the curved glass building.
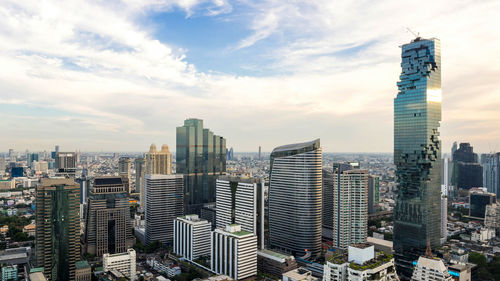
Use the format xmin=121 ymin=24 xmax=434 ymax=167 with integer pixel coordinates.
xmin=268 ymin=139 xmax=322 ymax=257
xmin=393 ymin=37 xmax=442 ymax=280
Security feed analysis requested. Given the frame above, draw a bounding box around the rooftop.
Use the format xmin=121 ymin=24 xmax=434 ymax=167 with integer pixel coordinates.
xmin=272 ymin=139 xmax=320 ymax=154
xmin=75 ymin=260 xmax=90 ymax=269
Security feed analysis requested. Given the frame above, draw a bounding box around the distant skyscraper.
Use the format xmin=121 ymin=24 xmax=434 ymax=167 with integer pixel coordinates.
xmin=368 ymin=175 xmax=380 ymax=214
xmin=441 ymin=196 xmax=448 ymax=244
xmin=134 ymin=157 xmax=145 ymax=195
xmin=332 ymin=165 xmax=368 ymax=249
xmin=322 ymin=169 xmax=334 ymax=240
xmin=28 ymin=153 xmax=39 ymax=165
xmin=393 ymin=37 xmax=442 ymax=280
xmin=35 ymin=179 xmax=81 ymax=281
xmin=452 ymin=143 xmax=482 ymax=189
xmin=469 ymin=189 xmax=496 ymax=219
xmin=145 ymin=174 xmax=184 ymax=245
xmin=451 ymin=142 xmax=457 ymax=161
xmin=216 ymin=176 xmax=265 ymax=249
xmin=141 ymin=144 xmax=172 ymax=208
xmin=268 ymin=139 xmax=322 ymax=257
xmin=84 ymin=176 xmax=134 ymax=256
xmin=258 ymin=146 xmax=262 ymax=160
xmin=119 ymin=157 xmax=132 ymax=192
xmin=8 ymin=149 xmax=14 ymax=160
xmin=176 ymin=118 xmax=226 ymax=214
xmin=55 ymin=152 xmax=77 ymax=177
xmin=481 ymin=153 xmax=500 ymax=197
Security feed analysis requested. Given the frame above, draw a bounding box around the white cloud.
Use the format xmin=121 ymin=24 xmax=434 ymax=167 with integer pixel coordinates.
xmin=0 ymin=0 xmax=499 ymax=152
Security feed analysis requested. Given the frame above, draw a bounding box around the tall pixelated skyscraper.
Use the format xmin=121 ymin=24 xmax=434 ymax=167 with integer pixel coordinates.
xmin=140 ymin=144 xmax=172 ymax=208
xmin=393 ymin=37 xmax=442 ymax=280
xmin=176 ymin=118 xmax=226 ymax=214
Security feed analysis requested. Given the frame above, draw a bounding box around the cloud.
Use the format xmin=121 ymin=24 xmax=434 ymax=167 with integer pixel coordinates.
xmin=0 ymin=0 xmax=499 ymax=152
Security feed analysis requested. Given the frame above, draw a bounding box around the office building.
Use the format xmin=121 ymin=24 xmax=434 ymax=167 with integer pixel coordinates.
xmin=322 ymin=169 xmax=334 ymax=239
xmin=469 ymin=189 xmax=496 ymax=219
xmin=216 ymin=176 xmax=265 ymax=249
xmin=441 ymin=196 xmax=447 ymax=244
xmin=257 ymin=249 xmax=298 ymax=279
xmin=134 ymin=157 xmax=144 ymax=195
xmin=0 ymin=157 xmax=5 ymax=175
xmin=269 ymin=139 xmax=322 ymax=257
xmin=200 ymin=202 xmax=217 ymax=229
xmin=55 ymin=152 xmax=77 ymax=177
xmin=323 ymin=244 xmax=398 ymax=281
xmin=368 ymin=175 xmax=380 ymax=214
xmin=176 ymin=118 xmax=226 ymax=214
xmin=410 ymin=256 xmax=452 ymax=281
xmin=103 ymin=249 xmax=137 ymax=281
xmin=393 ymin=37 xmax=442 ymax=280
xmin=482 ymin=153 xmax=500 ymax=198
xmin=145 ymin=144 xmax=172 ymax=175
xmin=75 ymin=261 xmax=91 ymax=281
xmin=118 ymin=157 xmax=131 ymax=192
xmin=145 ymin=174 xmax=184 ymax=245
xmin=35 ymin=179 xmax=80 ymax=281
xmin=333 ymin=165 xmax=368 ymax=249
xmin=210 ymin=224 xmax=257 ymax=280
xmin=173 ymin=214 xmax=211 ymax=261
xmin=258 ymin=146 xmax=262 ymax=160
xmin=84 ymin=176 xmax=134 ymax=256
xmin=28 ymin=153 xmax=39 ymax=164
xmin=451 ymin=143 xmax=482 ymax=190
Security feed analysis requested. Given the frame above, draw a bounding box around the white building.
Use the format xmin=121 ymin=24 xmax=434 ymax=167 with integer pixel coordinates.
xmin=216 ymin=176 xmax=265 ymax=249
xmin=173 ymin=214 xmax=211 ymax=261
xmin=323 ymin=244 xmax=399 ymax=281
xmin=410 ymin=256 xmax=452 ymax=281
xmin=471 ymin=228 xmax=495 ymax=242
xmin=211 ymin=224 xmax=257 ymax=280
xmin=103 ymin=249 xmax=137 ymax=281
xmin=485 ymin=203 xmax=500 ymax=231
xmin=283 ymin=267 xmax=318 ymax=281
xmin=333 ymin=166 xmax=369 ymax=249
xmin=441 ymin=196 xmax=448 ymax=244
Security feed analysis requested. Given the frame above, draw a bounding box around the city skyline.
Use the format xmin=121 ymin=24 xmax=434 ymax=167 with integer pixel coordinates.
xmin=0 ymin=1 xmax=499 ymax=153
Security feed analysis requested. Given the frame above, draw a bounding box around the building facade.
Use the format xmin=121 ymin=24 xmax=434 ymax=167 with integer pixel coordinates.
xmin=102 ymin=249 xmax=137 ymax=281
xmin=216 ymin=176 xmax=265 ymax=249
xmin=55 ymin=152 xmax=77 ymax=177
xmin=368 ymin=175 xmax=380 ymax=214
xmin=210 ymin=224 xmax=258 ymax=280
xmin=393 ymin=37 xmax=442 ymax=280
xmin=135 ymin=157 xmax=144 ymax=199
xmin=173 ymin=214 xmax=211 ymax=261
xmin=145 ymin=174 xmax=184 ymax=245
xmin=35 ymin=179 xmax=81 ymax=281
xmin=322 ymin=169 xmax=334 ymax=239
xmin=269 ymin=139 xmax=322 ymax=257
xmin=118 ymin=157 xmax=131 ymax=192
xmin=84 ymin=176 xmax=134 ymax=256
xmin=451 ymin=143 xmax=482 ymax=190
xmin=482 ymin=153 xmax=500 ymax=198
xmin=410 ymin=256 xmax=452 ymax=281
xmin=469 ymin=189 xmax=496 ymax=219
xmin=176 ymin=118 xmax=226 ymax=215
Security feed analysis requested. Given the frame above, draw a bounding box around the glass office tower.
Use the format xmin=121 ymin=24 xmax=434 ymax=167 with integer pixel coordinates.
xmin=393 ymin=37 xmax=442 ymax=280
xmin=176 ymin=118 xmax=226 ymax=215
xmin=268 ymin=139 xmax=322 ymax=257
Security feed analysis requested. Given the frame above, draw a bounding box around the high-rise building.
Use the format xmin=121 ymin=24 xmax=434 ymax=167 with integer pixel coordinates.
xmin=84 ymin=176 xmax=134 ymax=256
xmin=216 ymin=176 xmax=265 ymax=249
xmin=55 ymin=152 xmax=77 ymax=177
xmin=484 ymin=203 xmax=500 ymax=231
xmin=268 ymin=139 xmax=322 ymax=257
xmin=393 ymin=37 xmax=442 ymax=280
xmin=332 ymin=166 xmax=368 ymax=249
xmin=482 ymin=153 xmax=500 ymax=198
xmin=119 ymin=157 xmax=132 ymax=193
xmin=35 ymin=178 xmax=81 ymax=281
xmin=102 ymin=249 xmax=137 ymax=281
xmin=173 ymin=214 xmax=211 ymax=261
xmin=469 ymin=189 xmax=496 ymax=219
xmin=210 ymin=224 xmax=258 ymax=280
xmin=322 ymin=169 xmax=334 ymax=240
xmin=441 ymin=196 xmax=447 ymax=244
xmin=176 ymin=118 xmax=226 ymax=214
xmin=145 ymin=174 xmax=184 ymax=245
xmin=368 ymin=175 xmax=380 ymax=214
xmin=451 ymin=143 xmax=482 ymax=190
xmin=258 ymin=146 xmax=262 ymax=161
xmin=28 ymin=153 xmax=39 ymax=165
xmin=0 ymin=157 xmax=5 ymax=175
xmin=145 ymin=144 xmax=172 ymax=175
xmin=134 ymin=157 xmax=144 ymax=195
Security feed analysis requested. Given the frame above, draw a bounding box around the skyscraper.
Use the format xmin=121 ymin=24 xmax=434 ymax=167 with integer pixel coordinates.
xmin=394 ymin=37 xmax=442 ymax=280
xmin=140 ymin=144 xmax=172 ymax=208
xmin=322 ymin=168 xmax=334 ymax=240
xmin=118 ymin=157 xmax=132 ymax=193
xmin=216 ymin=176 xmax=265 ymax=249
xmin=55 ymin=152 xmax=77 ymax=177
xmin=176 ymin=118 xmax=226 ymax=214
xmin=134 ymin=157 xmax=144 ymax=194
xmin=35 ymin=178 xmax=81 ymax=281
xmin=332 ymin=166 xmax=368 ymax=249
xmin=368 ymin=175 xmax=380 ymax=214
xmin=145 ymin=174 xmax=184 ymax=245
xmin=268 ymin=139 xmax=322 ymax=257
xmin=451 ymin=143 xmax=482 ymax=189
xmin=84 ymin=176 xmax=134 ymax=256
xmin=481 ymin=153 xmax=500 ymax=197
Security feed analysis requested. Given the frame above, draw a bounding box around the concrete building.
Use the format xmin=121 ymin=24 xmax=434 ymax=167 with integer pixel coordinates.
xmin=173 ymin=214 xmax=211 ymax=261
xmin=368 ymin=175 xmax=380 ymax=214
xmin=141 ymin=144 xmax=172 ymax=208
xmin=323 ymin=169 xmax=334 ymax=240
xmin=283 ymin=268 xmax=318 ymax=281
xmin=469 ymin=189 xmax=496 ymax=219
xmin=257 ymin=249 xmax=298 ymax=279
xmin=75 ymin=261 xmax=91 ymax=281
xmin=482 ymin=153 xmax=500 ymax=198
xmin=484 ymin=203 xmax=500 ymax=231
xmin=410 ymin=256 xmax=452 ymax=281
xmin=323 ymin=244 xmax=398 ymax=281
xmin=333 ymin=166 xmax=368 ymax=249
xmin=145 ymin=174 xmax=184 ymax=245
xmin=118 ymin=157 xmax=131 ymax=192
xmin=216 ymin=176 xmax=265 ymax=249
xmin=447 ymin=263 xmax=475 ymax=281
xmin=84 ymin=176 xmax=134 ymax=256
xmin=134 ymin=157 xmax=144 ymax=195
xmin=2 ymin=265 xmax=18 ymax=281
xmin=103 ymin=249 xmax=137 ymax=281
xmin=35 ymin=178 xmax=80 ymax=281
xmin=269 ymin=139 xmax=322 ymax=257
xmin=55 ymin=152 xmax=77 ymax=177
xmin=211 ymin=224 xmax=257 ymax=280
xmin=441 ymin=196 xmax=448 ymax=244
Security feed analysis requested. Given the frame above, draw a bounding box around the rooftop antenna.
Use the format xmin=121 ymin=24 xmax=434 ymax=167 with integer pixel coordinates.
xmin=406 ymin=27 xmax=420 ymax=38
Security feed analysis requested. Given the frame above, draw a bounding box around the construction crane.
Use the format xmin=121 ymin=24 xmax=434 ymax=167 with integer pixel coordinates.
xmin=406 ymin=28 xmax=421 ymax=39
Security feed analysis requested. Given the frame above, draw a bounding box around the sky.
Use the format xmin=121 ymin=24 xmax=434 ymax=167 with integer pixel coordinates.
xmin=0 ymin=0 xmax=499 ymax=153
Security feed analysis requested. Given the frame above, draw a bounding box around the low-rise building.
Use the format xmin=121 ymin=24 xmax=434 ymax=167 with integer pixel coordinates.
xmin=283 ymin=267 xmax=318 ymax=281
xmin=23 ymin=223 xmax=35 ymax=237
xmin=103 ymin=249 xmax=137 ymax=281
xmin=75 ymin=260 xmax=91 ymax=281
xmin=411 ymin=256 xmax=452 ymax=281
xmin=2 ymin=265 xmax=18 ymax=281
xmin=257 ymin=249 xmax=298 ymax=278
xmin=471 ymin=228 xmax=495 ymax=243
xmin=448 ymin=263 xmax=476 ymax=281
xmin=166 ymin=265 xmax=181 ymax=278
xmin=323 ymin=244 xmax=398 ymax=281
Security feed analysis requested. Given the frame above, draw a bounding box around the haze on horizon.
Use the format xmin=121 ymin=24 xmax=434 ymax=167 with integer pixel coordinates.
xmin=0 ymin=0 xmax=499 ymax=154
